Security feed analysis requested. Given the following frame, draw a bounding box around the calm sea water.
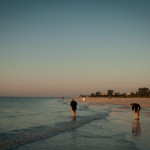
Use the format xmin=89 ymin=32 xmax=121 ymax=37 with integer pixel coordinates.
xmin=0 ymin=97 xmax=150 ymax=150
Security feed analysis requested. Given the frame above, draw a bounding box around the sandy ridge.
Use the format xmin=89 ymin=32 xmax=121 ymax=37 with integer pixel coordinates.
xmin=75 ymin=97 xmax=150 ymax=108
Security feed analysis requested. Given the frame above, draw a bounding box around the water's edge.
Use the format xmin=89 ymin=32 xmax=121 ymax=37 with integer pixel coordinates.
xmin=0 ymin=113 xmax=108 ymax=150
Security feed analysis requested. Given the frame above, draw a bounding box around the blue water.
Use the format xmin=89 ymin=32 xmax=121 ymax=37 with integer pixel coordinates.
xmin=0 ymin=97 xmax=150 ymax=150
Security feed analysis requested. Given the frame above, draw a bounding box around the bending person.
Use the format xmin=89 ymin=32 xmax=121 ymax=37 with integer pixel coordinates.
xmin=130 ymin=103 xmax=141 ymax=120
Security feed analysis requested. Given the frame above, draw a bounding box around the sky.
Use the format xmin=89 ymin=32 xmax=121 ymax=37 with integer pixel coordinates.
xmin=0 ymin=0 xmax=150 ymax=97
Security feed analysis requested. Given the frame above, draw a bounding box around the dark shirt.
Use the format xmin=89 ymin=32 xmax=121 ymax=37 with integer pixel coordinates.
xmin=132 ymin=103 xmax=141 ymax=112
xmin=70 ymin=101 xmax=77 ymax=110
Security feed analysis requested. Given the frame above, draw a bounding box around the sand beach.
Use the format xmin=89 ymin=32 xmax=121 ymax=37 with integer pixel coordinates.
xmin=75 ymin=97 xmax=150 ymax=108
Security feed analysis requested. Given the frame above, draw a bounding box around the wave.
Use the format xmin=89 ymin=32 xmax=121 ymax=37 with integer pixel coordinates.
xmin=0 ymin=112 xmax=108 ymax=150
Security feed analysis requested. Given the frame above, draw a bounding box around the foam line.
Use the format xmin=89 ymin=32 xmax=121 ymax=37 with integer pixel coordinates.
xmin=0 ymin=113 xmax=108 ymax=150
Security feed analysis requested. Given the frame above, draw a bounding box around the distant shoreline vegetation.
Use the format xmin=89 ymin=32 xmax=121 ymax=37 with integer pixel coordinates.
xmin=80 ymin=87 xmax=150 ymax=98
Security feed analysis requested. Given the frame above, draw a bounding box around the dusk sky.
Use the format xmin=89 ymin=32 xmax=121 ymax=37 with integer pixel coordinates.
xmin=0 ymin=0 xmax=150 ymax=97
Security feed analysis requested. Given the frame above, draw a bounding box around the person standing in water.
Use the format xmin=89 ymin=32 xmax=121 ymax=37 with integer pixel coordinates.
xmin=70 ymin=99 xmax=77 ymax=117
xmin=130 ymin=103 xmax=141 ymax=120
xmin=109 ymin=95 xmax=111 ymax=100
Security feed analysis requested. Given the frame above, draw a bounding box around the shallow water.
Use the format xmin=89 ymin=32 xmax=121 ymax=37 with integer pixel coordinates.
xmin=0 ymin=97 xmax=150 ymax=150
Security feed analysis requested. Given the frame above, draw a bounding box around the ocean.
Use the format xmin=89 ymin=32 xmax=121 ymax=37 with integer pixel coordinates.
xmin=0 ymin=97 xmax=150 ymax=150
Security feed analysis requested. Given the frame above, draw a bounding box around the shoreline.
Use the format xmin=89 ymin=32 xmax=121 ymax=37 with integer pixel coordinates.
xmin=75 ymin=97 xmax=150 ymax=108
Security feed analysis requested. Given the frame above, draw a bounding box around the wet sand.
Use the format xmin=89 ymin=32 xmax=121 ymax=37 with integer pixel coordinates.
xmin=75 ymin=97 xmax=150 ymax=108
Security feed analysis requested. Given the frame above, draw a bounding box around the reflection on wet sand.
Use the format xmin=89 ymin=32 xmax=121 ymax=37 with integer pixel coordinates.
xmin=72 ymin=116 xmax=76 ymax=121
xmin=132 ymin=120 xmax=141 ymax=136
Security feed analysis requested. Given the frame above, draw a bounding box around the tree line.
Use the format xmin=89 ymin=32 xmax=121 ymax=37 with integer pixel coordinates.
xmin=80 ymin=87 xmax=150 ymax=98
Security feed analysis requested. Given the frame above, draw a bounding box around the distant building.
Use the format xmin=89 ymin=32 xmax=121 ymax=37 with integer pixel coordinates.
xmin=126 ymin=93 xmax=131 ymax=96
xmin=101 ymin=93 xmax=107 ymax=96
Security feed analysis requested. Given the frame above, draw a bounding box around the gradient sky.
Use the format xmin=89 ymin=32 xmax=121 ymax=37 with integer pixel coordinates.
xmin=0 ymin=0 xmax=150 ymax=97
